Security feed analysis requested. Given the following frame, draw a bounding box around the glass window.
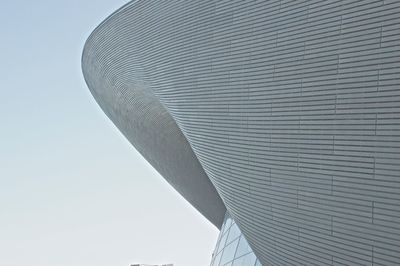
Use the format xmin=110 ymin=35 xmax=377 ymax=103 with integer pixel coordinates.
xmin=232 ymin=255 xmax=246 ymax=266
xmin=210 ymin=212 xmax=261 ymax=266
xmin=219 ymin=238 xmax=239 ymax=266
xmin=226 ymin=223 xmax=241 ymax=244
xmin=235 ymin=236 xmax=252 ymax=258
xmin=214 ymin=225 xmax=225 ymax=253
xmin=213 ymin=251 xmax=222 ymax=266
xmin=241 ymin=253 xmax=256 ymax=266
xmin=223 ymin=215 xmax=233 ymax=235
xmin=217 ymin=231 xmax=229 ymax=254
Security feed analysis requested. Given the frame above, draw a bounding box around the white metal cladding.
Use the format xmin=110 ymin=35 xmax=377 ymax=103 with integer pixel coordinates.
xmin=81 ymin=0 xmax=226 ymax=228
xmin=82 ymin=1 xmax=400 ymax=265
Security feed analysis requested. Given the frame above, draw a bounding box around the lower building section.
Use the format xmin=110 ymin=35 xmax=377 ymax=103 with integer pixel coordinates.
xmin=211 ymin=213 xmax=262 ymax=266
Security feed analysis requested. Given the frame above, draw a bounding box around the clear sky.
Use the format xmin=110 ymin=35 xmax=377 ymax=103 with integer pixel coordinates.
xmin=0 ymin=1 xmax=218 ymax=266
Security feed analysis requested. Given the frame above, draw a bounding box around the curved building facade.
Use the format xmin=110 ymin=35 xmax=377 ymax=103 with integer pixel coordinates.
xmin=83 ymin=1 xmax=400 ymax=265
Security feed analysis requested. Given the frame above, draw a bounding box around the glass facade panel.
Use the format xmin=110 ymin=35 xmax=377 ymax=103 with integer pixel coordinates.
xmin=219 ymin=238 xmax=239 ymax=265
xmin=235 ymin=236 xmax=252 ymax=258
xmin=226 ymin=222 xmax=241 ymax=244
xmin=210 ymin=212 xmax=262 ymax=266
xmin=212 ymin=251 xmax=222 ymax=266
xmin=223 ymin=215 xmax=233 ymax=234
xmin=232 ymin=255 xmax=246 ymax=266
xmin=232 ymin=253 xmax=255 ymax=266
xmin=217 ymin=231 xmax=229 ymax=254
xmin=242 ymin=253 xmax=256 ymax=266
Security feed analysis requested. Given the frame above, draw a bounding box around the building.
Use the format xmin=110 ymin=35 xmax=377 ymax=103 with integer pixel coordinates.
xmin=82 ymin=1 xmax=400 ymax=265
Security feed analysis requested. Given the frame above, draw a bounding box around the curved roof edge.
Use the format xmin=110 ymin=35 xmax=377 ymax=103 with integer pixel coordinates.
xmin=81 ymin=1 xmax=226 ymax=229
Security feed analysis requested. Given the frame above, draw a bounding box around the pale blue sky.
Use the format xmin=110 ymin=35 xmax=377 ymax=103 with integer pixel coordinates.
xmin=0 ymin=1 xmax=218 ymax=266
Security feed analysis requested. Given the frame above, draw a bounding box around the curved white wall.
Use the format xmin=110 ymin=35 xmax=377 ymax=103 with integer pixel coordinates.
xmin=83 ymin=1 xmax=400 ymax=265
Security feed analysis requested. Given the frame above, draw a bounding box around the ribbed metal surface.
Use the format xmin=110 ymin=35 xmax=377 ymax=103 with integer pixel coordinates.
xmin=83 ymin=1 xmax=400 ymax=265
xmin=81 ymin=0 xmax=226 ymax=229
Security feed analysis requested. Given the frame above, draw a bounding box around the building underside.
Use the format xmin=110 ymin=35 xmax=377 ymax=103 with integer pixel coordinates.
xmin=82 ymin=1 xmax=400 ymax=265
